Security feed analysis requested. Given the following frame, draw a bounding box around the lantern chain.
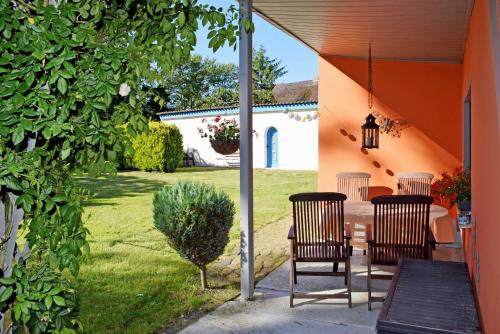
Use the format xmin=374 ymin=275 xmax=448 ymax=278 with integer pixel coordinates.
xmin=368 ymin=43 xmax=373 ymax=111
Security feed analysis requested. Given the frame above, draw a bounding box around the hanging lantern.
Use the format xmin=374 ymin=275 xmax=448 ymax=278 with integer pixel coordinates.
xmin=361 ymin=43 xmax=380 ymax=149
xmin=362 ymin=114 xmax=379 ymax=149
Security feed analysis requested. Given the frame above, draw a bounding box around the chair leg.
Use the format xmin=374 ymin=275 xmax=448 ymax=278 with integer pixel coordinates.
xmin=333 ymin=262 xmax=339 ymax=272
xmin=293 ymin=261 xmax=297 ymax=284
xmin=290 ymin=244 xmax=294 ymax=308
xmin=346 ymin=251 xmax=352 ymax=308
xmin=367 ymin=248 xmax=372 ymax=311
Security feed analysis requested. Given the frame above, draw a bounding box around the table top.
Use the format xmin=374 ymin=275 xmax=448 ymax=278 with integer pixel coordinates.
xmin=377 ymin=259 xmax=480 ymax=334
xmin=344 ymin=200 xmax=449 ymax=221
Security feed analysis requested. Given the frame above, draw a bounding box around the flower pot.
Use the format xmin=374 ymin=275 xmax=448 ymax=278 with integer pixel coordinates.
xmin=457 ymin=201 xmax=471 ymax=213
xmin=210 ymin=139 xmax=239 ymax=155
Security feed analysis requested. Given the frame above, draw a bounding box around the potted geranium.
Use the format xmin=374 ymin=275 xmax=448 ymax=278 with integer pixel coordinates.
xmin=198 ymin=116 xmax=240 ymax=155
xmin=431 ymin=167 xmax=471 ymax=213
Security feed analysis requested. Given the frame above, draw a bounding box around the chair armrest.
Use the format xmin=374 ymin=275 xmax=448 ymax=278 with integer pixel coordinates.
xmin=288 ymin=225 xmax=296 ymax=239
xmin=366 ymin=224 xmax=373 ymax=243
xmin=344 ymin=223 xmax=352 ymax=240
xmin=428 ymin=227 xmax=437 ymax=249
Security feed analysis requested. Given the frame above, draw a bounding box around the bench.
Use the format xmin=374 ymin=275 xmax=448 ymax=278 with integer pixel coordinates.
xmin=377 ymin=259 xmax=480 ymax=334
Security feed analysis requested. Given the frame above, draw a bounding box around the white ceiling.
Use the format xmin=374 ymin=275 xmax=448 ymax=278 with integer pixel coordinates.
xmin=253 ymin=0 xmax=474 ymax=62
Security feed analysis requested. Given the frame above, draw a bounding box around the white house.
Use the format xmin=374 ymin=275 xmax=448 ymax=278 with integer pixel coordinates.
xmin=158 ymin=101 xmax=319 ymax=170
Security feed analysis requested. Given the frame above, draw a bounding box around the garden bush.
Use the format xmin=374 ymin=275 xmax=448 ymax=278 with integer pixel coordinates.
xmin=131 ymin=122 xmax=183 ymax=173
xmin=153 ymin=181 xmax=235 ymax=288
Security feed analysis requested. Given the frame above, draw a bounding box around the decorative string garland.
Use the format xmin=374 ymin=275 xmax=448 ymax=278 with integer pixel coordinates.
xmin=283 ymin=108 xmax=320 ymax=122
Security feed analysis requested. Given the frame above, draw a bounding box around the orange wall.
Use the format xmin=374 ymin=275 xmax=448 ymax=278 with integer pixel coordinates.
xmin=317 ymin=0 xmax=500 ymax=331
xmin=318 ymin=57 xmax=462 ymax=194
xmin=461 ymin=0 xmax=500 ymax=332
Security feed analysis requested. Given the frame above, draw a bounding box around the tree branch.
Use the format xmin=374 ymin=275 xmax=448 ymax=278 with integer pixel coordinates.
xmin=12 ymin=0 xmax=36 ymax=11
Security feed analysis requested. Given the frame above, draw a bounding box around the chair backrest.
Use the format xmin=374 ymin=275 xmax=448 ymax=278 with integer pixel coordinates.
xmin=397 ymin=172 xmax=434 ymax=196
xmin=336 ymin=172 xmax=371 ymax=201
xmin=371 ymin=195 xmax=433 ymax=265
xmin=289 ymin=192 xmax=347 ymax=260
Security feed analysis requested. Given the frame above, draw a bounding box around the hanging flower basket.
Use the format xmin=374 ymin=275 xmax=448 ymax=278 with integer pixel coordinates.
xmin=199 ymin=116 xmax=240 ymax=155
xmin=210 ymin=139 xmax=239 ymax=155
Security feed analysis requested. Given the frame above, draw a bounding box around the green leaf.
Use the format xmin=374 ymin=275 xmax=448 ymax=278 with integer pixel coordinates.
xmin=57 ymin=77 xmax=68 ymax=94
xmin=0 ymin=277 xmax=16 ymax=285
xmin=63 ymin=61 xmax=76 ymax=76
xmin=162 ymin=20 xmax=172 ymax=33
xmin=107 ymin=150 xmax=117 ymax=161
xmin=245 ymin=19 xmax=251 ymax=33
xmin=178 ymin=12 xmax=186 ymax=27
xmin=45 ymin=296 xmax=53 ymax=309
xmin=12 ymin=126 xmax=24 ymax=145
xmin=4 ymin=175 xmax=22 ymax=191
xmin=53 ymin=295 xmax=66 ymax=306
xmin=61 ymin=148 xmax=71 ymax=160
xmin=52 ymin=194 xmax=66 ymax=202
xmin=0 ymin=286 xmax=13 ymax=303
xmin=13 ymin=303 xmax=21 ymax=321
xmin=217 ymin=13 xmax=226 ymax=26
xmin=16 ymin=194 xmax=34 ymax=211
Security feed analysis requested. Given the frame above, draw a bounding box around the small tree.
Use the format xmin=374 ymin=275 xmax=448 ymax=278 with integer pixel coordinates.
xmin=153 ymin=182 xmax=234 ymax=289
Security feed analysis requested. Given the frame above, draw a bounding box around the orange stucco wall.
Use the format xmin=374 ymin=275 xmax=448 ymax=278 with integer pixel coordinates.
xmin=318 ymin=1 xmax=500 ymax=331
xmin=461 ymin=0 xmax=500 ymax=332
xmin=318 ymin=57 xmax=462 ymax=194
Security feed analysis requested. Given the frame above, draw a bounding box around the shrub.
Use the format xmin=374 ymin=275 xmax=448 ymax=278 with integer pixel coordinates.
xmin=153 ymin=181 xmax=235 ymax=288
xmin=132 ymin=122 xmax=183 ymax=172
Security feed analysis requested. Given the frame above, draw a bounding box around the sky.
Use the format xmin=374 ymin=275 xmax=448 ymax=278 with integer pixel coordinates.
xmin=194 ymin=0 xmax=318 ymax=84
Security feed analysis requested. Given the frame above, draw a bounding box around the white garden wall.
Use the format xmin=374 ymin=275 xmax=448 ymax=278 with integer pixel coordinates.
xmin=159 ymin=103 xmax=318 ymax=170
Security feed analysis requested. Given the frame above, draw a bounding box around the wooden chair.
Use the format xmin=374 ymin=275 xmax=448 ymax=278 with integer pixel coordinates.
xmin=397 ymin=172 xmax=434 ymax=196
xmin=288 ymin=192 xmax=352 ymax=308
xmin=337 ymin=172 xmax=371 ymax=253
xmin=337 ymin=172 xmax=371 ymax=201
xmin=367 ymin=195 xmax=435 ymax=310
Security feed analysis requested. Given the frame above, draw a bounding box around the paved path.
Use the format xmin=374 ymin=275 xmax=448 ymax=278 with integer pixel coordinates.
xmin=180 ymin=246 xmax=463 ymax=334
xmin=181 ymin=254 xmax=389 ymax=334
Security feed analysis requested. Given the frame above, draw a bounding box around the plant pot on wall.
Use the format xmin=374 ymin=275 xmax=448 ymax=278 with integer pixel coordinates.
xmin=457 ymin=201 xmax=471 ymax=213
xmin=210 ymin=139 xmax=239 ymax=155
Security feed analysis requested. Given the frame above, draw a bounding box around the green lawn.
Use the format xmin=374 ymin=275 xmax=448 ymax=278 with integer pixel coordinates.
xmin=76 ymin=168 xmax=316 ymax=334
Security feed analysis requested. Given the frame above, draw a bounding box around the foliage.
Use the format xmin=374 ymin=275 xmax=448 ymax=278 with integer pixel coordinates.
xmin=252 ymin=46 xmax=287 ymax=103
xmin=131 ymin=122 xmax=183 ymax=173
xmin=0 ymin=263 xmax=81 ymax=334
xmin=141 ymin=86 xmax=169 ymax=121
xmin=158 ymin=55 xmax=239 ymax=111
xmin=197 ymin=116 xmax=239 ymax=141
xmin=146 ymin=47 xmax=288 ymax=113
xmin=153 ymin=181 xmax=235 ymax=288
xmin=0 ymin=0 xmax=240 ymax=331
xmin=431 ymin=167 xmax=471 ymax=208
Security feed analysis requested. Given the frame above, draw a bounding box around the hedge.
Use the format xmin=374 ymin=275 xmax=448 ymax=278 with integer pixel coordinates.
xmin=126 ymin=122 xmax=183 ymax=173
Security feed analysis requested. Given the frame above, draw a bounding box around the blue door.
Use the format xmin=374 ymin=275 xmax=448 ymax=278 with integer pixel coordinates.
xmin=266 ymin=127 xmax=278 ymax=168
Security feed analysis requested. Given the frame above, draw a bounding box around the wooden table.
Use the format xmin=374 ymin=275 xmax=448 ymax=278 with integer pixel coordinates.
xmin=377 ymin=259 xmax=480 ymax=334
xmin=344 ymin=201 xmax=455 ymax=250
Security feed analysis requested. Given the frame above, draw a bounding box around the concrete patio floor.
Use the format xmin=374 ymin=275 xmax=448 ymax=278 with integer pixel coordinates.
xmin=179 ymin=246 xmax=463 ymax=334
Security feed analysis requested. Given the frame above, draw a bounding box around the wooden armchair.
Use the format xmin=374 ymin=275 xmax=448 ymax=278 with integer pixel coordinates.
xmin=367 ymin=195 xmax=435 ymax=310
xmin=288 ymin=192 xmax=352 ymax=308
